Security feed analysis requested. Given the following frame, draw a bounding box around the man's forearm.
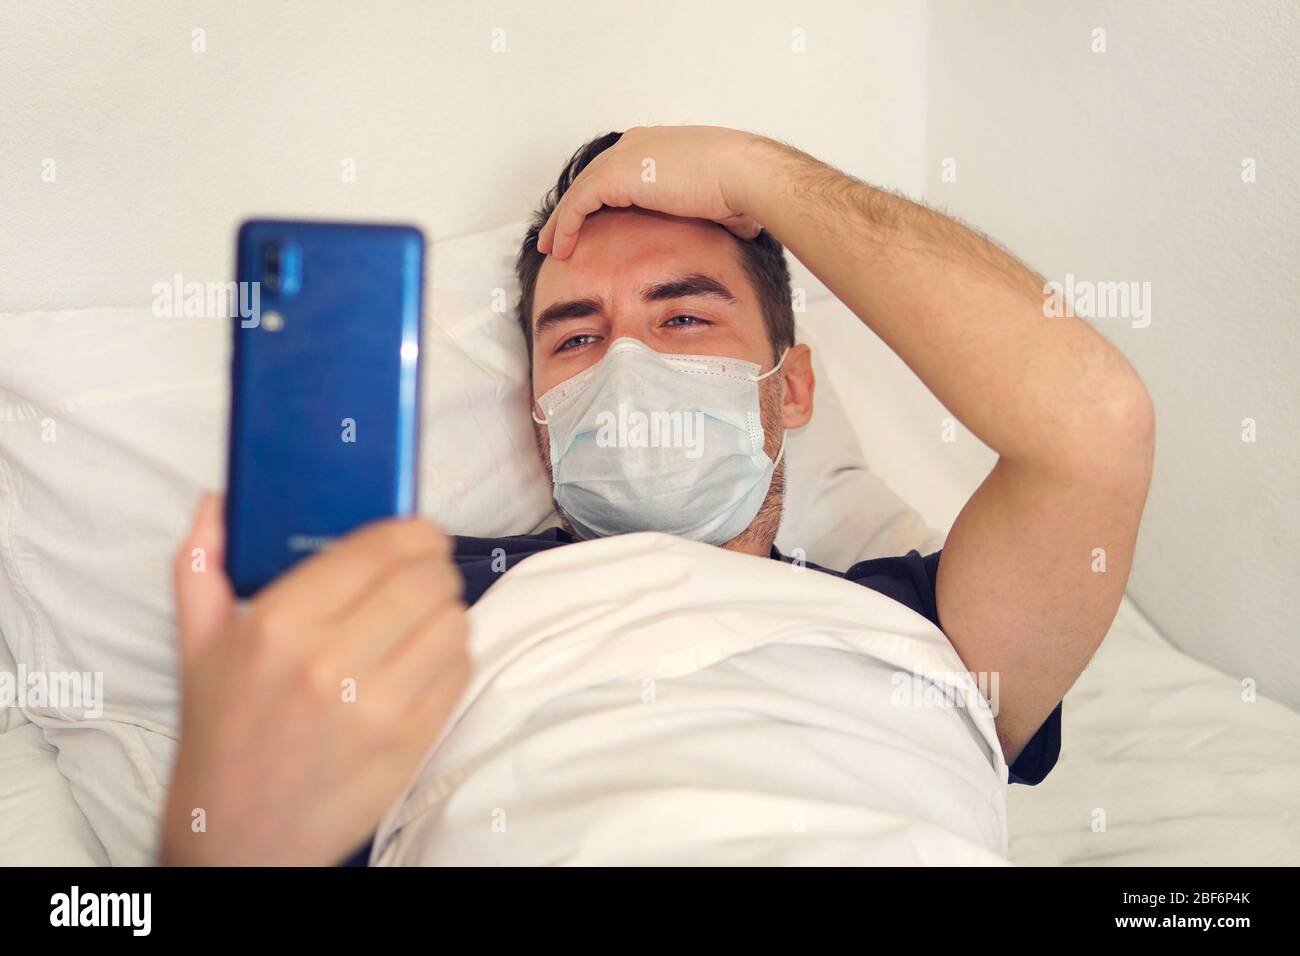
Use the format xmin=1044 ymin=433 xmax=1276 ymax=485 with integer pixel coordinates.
xmin=735 ymin=135 xmax=1150 ymax=480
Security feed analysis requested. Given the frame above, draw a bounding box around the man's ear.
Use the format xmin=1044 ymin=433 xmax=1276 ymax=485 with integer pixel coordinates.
xmin=779 ymin=343 xmax=815 ymax=429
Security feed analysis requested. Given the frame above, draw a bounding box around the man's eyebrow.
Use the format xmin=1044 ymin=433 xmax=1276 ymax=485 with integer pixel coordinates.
xmin=639 ymin=273 xmax=738 ymax=304
xmin=534 ymin=297 xmax=603 ymax=339
xmin=532 ymin=274 xmax=737 ymax=340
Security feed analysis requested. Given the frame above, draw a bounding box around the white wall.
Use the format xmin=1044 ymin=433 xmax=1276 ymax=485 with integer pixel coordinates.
xmin=922 ymin=0 xmax=1300 ymax=708
xmin=0 ymin=0 xmax=926 ymax=310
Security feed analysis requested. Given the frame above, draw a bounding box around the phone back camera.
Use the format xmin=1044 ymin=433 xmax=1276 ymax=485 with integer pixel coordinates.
xmin=261 ymin=241 xmax=302 ymax=297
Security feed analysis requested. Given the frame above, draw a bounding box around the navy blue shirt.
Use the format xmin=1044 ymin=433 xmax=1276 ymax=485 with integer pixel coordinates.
xmin=340 ymin=528 xmax=1062 ymax=865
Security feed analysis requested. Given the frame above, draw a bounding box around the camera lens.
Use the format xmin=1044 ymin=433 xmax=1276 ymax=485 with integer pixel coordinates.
xmin=263 ymin=243 xmax=283 ymax=293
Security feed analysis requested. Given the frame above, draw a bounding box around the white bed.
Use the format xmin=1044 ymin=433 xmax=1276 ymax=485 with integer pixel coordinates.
xmin=1007 ymin=597 xmax=1300 ymax=865
xmin=2 ymin=223 xmax=1297 ymax=866
xmin=7 ymin=592 xmax=1298 ymax=866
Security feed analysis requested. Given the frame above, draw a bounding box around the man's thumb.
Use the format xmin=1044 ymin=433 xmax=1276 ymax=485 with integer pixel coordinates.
xmin=173 ymin=493 xmax=235 ymax=659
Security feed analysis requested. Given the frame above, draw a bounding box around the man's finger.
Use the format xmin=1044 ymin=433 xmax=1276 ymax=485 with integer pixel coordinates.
xmin=259 ymin=517 xmax=452 ymax=621
xmin=382 ymin=602 xmax=472 ymax=718
xmin=331 ymin=554 xmax=464 ymax=674
xmin=537 ymin=211 xmax=556 ymax=254
xmin=174 ymin=493 xmax=235 ymax=661
xmin=545 ymin=176 xmax=614 ymax=260
xmin=721 ymin=214 xmax=762 ymax=241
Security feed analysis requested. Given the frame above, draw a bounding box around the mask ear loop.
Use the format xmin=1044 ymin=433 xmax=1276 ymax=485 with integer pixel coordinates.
xmin=755 ymin=346 xmax=791 ymax=466
xmin=772 ymin=430 xmax=788 ymax=468
xmin=532 ymin=401 xmax=548 ymax=426
xmin=754 ymin=346 xmax=790 ymax=382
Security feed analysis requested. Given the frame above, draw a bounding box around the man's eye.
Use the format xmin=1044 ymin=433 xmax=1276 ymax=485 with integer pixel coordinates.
xmin=557 ymin=333 xmax=600 ymax=352
xmin=665 ymin=314 xmax=710 ymax=328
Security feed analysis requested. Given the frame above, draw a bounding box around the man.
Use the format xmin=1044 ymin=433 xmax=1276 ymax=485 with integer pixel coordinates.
xmin=164 ymin=127 xmax=1154 ymax=865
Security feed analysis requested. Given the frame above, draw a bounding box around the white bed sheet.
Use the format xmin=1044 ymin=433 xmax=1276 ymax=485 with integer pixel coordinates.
xmin=1007 ymin=598 xmax=1300 ymax=866
xmin=0 ymin=723 xmax=110 ymax=865
xmin=373 ymin=531 xmax=1011 ymax=866
xmin=6 ymin=592 xmax=1296 ymax=866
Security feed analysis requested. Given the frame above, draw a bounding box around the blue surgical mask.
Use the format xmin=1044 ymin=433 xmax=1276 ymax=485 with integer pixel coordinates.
xmin=532 ymin=337 xmax=789 ymax=544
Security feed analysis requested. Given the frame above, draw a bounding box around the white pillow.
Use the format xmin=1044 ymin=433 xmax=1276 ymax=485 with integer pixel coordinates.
xmin=0 ymin=221 xmax=938 ymax=862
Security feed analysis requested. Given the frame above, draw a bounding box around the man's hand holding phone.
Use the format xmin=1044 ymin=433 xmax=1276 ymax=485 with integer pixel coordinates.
xmin=163 ymin=494 xmax=470 ymax=866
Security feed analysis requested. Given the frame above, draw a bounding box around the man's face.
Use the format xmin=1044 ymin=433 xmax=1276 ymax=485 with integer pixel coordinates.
xmin=530 ymin=206 xmax=773 ymax=397
xmin=526 ymin=206 xmax=813 ymax=552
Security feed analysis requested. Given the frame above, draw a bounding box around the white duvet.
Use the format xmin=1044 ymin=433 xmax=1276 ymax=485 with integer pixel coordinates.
xmin=19 ymin=530 xmax=1010 ymax=866
xmin=370 ymin=532 xmax=1009 ymax=866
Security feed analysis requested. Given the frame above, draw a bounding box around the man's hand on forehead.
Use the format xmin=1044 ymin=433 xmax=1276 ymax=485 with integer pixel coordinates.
xmin=536 ymin=126 xmax=765 ymax=260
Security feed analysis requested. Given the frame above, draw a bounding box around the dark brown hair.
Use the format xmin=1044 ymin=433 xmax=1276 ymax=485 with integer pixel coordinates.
xmin=514 ymin=131 xmax=795 ymax=371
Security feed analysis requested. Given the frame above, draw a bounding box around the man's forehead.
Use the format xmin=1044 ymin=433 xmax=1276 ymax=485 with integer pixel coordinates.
xmin=534 ymin=209 xmax=744 ymax=308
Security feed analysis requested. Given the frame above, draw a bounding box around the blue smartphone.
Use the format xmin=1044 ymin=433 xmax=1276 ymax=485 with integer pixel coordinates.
xmin=225 ymin=219 xmax=424 ymax=598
